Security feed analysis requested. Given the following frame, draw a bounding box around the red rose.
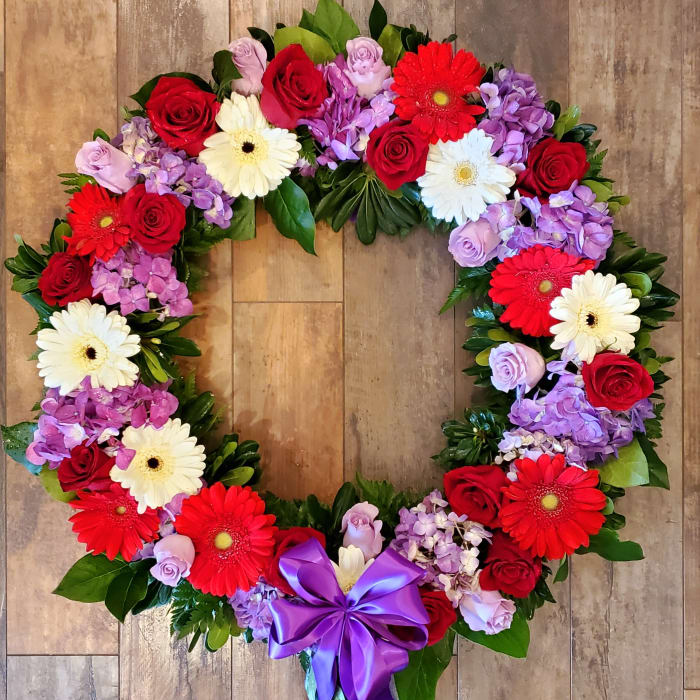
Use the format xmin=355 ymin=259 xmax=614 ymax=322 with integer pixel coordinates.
xmin=582 ymin=351 xmax=654 ymax=411
xmin=265 ymin=526 xmax=327 ymax=596
xmin=123 ymin=184 xmax=186 ymax=254
xmin=443 ymin=465 xmax=508 ymax=527
xmin=57 ymin=442 xmax=115 ymax=492
xmin=37 ymin=252 xmax=93 ymax=307
xmin=419 ymin=588 xmax=457 ymax=646
xmin=146 ymin=76 xmax=220 ymax=156
xmin=366 ymin=120 xmax=429 ymax=190
xmin=260 ymin=44 xmax=329 ymax=129
xmin=516 ymin=138 xmax=589 ymax=199
xmin=479 ymin=531 xmax=542 ymax=598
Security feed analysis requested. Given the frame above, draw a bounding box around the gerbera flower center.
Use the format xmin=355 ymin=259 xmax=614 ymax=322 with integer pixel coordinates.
xmin=231 ymin=129 xmax=269 ymax=165
xmin=540 ymin=493 xmax=560 ymax=511
xmin=214 ymin=532 xmax=234 ymax=550
xmin=146 ymin=456 xmax=162 ymax=471
xmin=74 ymin=337 xmax=108 ymax=372
xmin=454 ymin=162 xmax=477 ymax=186
xmin=115 ymin=505 xmax=127 ymax=515
xmin=99 ymin=215 xmax=114 ymax=228
xmin=538 ymin=279 xmax=553 ymax=294
xmin=432 ymin=90 xmax=450 ymax=107
xmin=241 ymin=141 xmax=255 ymax=153
xmin=585 ymin=312 xmax=598 ymax=327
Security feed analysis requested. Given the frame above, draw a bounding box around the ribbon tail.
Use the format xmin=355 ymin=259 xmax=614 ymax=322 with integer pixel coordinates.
xmin=311 ymin=619 xmax=345 ymax=700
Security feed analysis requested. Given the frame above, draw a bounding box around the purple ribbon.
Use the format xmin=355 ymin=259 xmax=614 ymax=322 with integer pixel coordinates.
xmin=267 ymin=538 xmax=429 ymax=700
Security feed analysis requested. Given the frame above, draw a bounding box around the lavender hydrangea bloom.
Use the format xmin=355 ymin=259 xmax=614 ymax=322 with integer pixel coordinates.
xmin=26 ymin=378 xmax=178 ymax=466
xmin=508 ymin=370 xmax=650 ymax=464
xmin=496 ymin=428 xmax=586 ymax=473
xmin=91 ymin=243 xmax=193 ymax=317
xmin=117 ymin=117 xmax=234 ymax=228
xmin=229 ymin=582 xmax=279 ymax=641
xmin=391 ymin=490 xmax=491 ymax=608
xmin=299 ymin=56 xmax=394 ymax=169
xmin=479 ymin=67 xmax=555 ymax=171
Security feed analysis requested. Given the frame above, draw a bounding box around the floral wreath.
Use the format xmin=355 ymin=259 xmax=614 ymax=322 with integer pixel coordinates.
xmin=1 ymin=1 xmax=679 ymax=699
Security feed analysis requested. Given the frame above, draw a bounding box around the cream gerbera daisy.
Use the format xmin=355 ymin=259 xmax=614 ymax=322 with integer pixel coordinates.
xmin=36 ymin=299 xmax=140 ymax=395
xmin=110 ymin=418 xmax=205 ymax=514
xmin=332 ymin=545 xmax=374 ymax=594
xmin=198 ymin=93 xmax=301 ymax=198
xmin=550 ymin=270 xmax=641 ymax=363
xmin=417 ymin=129 xmax=516 ymax=225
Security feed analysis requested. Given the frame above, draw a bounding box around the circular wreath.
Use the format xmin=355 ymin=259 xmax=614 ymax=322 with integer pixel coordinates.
xmin=1 ymin=2 xmax=679 ymax=699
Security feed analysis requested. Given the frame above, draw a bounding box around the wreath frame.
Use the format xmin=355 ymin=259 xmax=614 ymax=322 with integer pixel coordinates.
xmin=0 ymin=1 xmax=679 ymax=698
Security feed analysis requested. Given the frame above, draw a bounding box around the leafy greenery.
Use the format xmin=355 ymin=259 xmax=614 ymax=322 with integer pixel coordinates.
xmin=54 ymin=555 xmax=131 ymax=603
xmin=453 ymin=611 xmax=530 ymax=658
xmin=129 ymin=72 xmax=213 ymax=109
xmin=204 ymin=431 xmax=261 ymax=485
xmin=394 ymin=629 xmax=455 ymax=700
xmin=440 ymin=262 xmax=496 ymax=313
xmin=369 ymin=0 xmax=388 ymax=40
xmin=597 ymin=438 xmax=650 ymax=488
xmin=273 ymin=26 xmax=336 ymax=63
xmin=2 ymin=422 xmax=41 ymax=474
xmin=105 ymin=560 xmax=151 ymax=622
xmin=38 ymin=466 xmax=76 ymax=503
xmin=211 ymin=49 xmax=242 ymax=100
xmin=264 ymin=177 xmax=317 ymax=254
xmin=576 ymin=527 xmax=644 ymax=561
xmin=169 ymin=374 xmax=222 ymax=443
xmin=298 ymin=0 xmax=360 ymax=55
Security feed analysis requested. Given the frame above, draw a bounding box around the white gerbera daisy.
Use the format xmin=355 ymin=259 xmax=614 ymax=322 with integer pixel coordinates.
xmin=332 ymin=545 xmax=374 ymax=594
xmin=417 ymin=129 xmax=516 ymax=225
xmin=36 ymin=299 xmax=140 ymax=395
xmin=110 ymin=418 xmax=205 ymax=513
xmin=550 ymin=270 xmax=641 ymax=363
xmin=198 ymin=93 xmax=301 ymax=198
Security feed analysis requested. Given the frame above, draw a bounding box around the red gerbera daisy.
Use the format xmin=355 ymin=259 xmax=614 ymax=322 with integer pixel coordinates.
xmin=65 ymin=183 xmax=131 ymax=262
xmin=488 ymin=245 xmax=595 ymax=336
xmin=68 ymin=483 xmax=160 ymax=561
xmin=392 ymin=41 xmax=485 ymax=144
xmin=174 ymin=483 xmax=277 ymax=597
xmin=500 ymin=454 xmax=606 ymax=560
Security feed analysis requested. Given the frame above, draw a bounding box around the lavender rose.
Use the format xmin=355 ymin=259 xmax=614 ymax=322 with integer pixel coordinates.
xmin=343 ymin=37 xmax=391 ymax=99
xmin=229 ymin=37 xmax=267 ymax=96
xmin=459 ymin=588 xmax=516 ymax=635
xmin=75 ymin=138 xmax=136 ymax=194
xmin=448 ymin=219 xmax=500 ymax=267
xmin=150 ymin=533 xmax=195 ymax=586
xmin=489 ymin=342 xmax=545 ymax=392
xmin=341 ymin=501 xmax=384 ymax=561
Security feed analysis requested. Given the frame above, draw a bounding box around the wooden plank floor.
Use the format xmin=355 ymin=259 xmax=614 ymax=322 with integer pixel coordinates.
xmin=1 ymin=0 xmax=696 ymax=698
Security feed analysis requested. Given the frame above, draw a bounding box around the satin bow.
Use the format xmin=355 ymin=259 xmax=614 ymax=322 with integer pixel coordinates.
xmin=267 ymin=538 xmax=429 ymax=700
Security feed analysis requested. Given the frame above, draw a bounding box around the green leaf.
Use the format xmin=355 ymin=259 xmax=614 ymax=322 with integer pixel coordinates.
xmin=219 ymin=466 xmax=255 ymax=487
xmin=205 ymin=618 xmax=231 ymax=651
xmin=369 ymin=0 xmax=388 ymax=40
xmin=273 ymin=26 xmax=335 ymax=64
xmin=638 ymin=434 xmax=670 ymax=489
xmin=377 ymin=24 xmax=403 ymax=66
xmin=553 ymin=105 xmax=581 ymax=140
xmin=394 ymin=629 xmax=455 ymax=700
xmin=597 ymin=438 xmax=649 ymax=488
xmin=622 ymin=272 xmax=652 ymax=298
xmin=453 ymin=611 xmax=530 ymax=658
xmin=212 ymin=49 xmax=242 ymax=99
xmin=129 ymin=72 xmax=213 ymax=108
xmin=248 ymin=26 xmax=275 ymax=60
xmin=92 ymin=128 xmax=111 ymax=142
xmin=54 ymin=554 xmax=130 ymax=603
xmin=38 ymin=466 xmax=76 ymax=503
xmin=228 ymin=196 xmax=256 ymax=241
xmin=553 ymin=556 xmax=569 ymax=583
xmin=105 ymin=563 xmax=150 ymax=622
xmin=131 ymin=580 xmax=172 ymax=615
xmin=330 ymin=482 xmax=359 ymax=533
xmin=311 ymin=0 xmax=360 ymax=54
xmin=576 ymin=527 xmax=644 ymax=561
xmin=264 ymin=177 xmax=317 ymax=255
xmin=1 ymin=421 xmax=41 ymax=474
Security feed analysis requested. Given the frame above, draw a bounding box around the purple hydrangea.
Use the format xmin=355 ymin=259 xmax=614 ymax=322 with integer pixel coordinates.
xmin=117 ymin=117 xmax=234 ymax=228
xmin=229 ymin=581 xmax=279 ymax=641
xmin=91 ymin=243 xmax=193 ymax=317
xmin=391 ymin=490 xmax=491 ymax=608
xmin=299 ymin=56 xmax=395 ymax=169
xmin=478 ymin=67 xmax=555 ymax=171
xmin=496 ymin=427 xmax=586 ymax=473
xmin=26 ymin=378 xmax=179 ymax=466
xmin=508 ymin=370 xmax=652 ymax=464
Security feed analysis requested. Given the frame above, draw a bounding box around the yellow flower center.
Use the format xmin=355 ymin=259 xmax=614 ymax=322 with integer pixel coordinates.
xmin=74 ymin=338 xmax=108 ymax=373
xmin=99 ymin=215 xmax=114 ymax=228
xmin=232 ymin=129 xmax=269 ymax=165
xmin=214 ymin=532 xmax=234 ymax=550
xmin=432 ymin=90 xmax=450 ymax=106
xmin=454 ymin=162 xmax=476 ymax=186
xmin=585 ymin=312 xmax=598 ymax=327
xmin=115 ymin=506 xmax=127 ymax=515
xmin=540 ymin=493 xmax=560 ymax=511
xmin=538 ymin=280 xmax=553 ymax=294
xmin=146 ymin=456 xmax=162 ymax=472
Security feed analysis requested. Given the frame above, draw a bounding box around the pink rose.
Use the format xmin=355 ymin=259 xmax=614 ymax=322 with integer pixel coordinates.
xmin=150 ymin=533 xmax=195 ymax=586
xmin=448 ymin=218 xmax=501 ymax=267
xmin=75 ymin=138 xmax=136 ymax=194
xmin=341 ymin=501 xmax=384 ymax=561
xmin=343 ymin=37 xmax=391 ymax=99
xmin=459 ymin=588 xmax=516 ymax=635
xmin=488 ymin=342 xmax=545 ymax=392
xmin=229 ymin=37 xmax=267 ymax=96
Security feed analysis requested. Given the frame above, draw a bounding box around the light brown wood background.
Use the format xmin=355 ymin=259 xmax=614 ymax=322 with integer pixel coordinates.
xmin=0 ymin=0 xmax=697 ymax=698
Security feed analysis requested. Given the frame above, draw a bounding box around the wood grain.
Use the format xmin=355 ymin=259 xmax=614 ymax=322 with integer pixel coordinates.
xmin=7 ymin=656 xmax=118 ymax=700
xmin=116 ymin=1 xmax=233 ymax=697
xmin=231 ymin=641 xmax=305 ymax=699
xmin=683 ymin=0 xmax=700 ymax=688
xmin=4 ymin=0 xmax=119 ymax=655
